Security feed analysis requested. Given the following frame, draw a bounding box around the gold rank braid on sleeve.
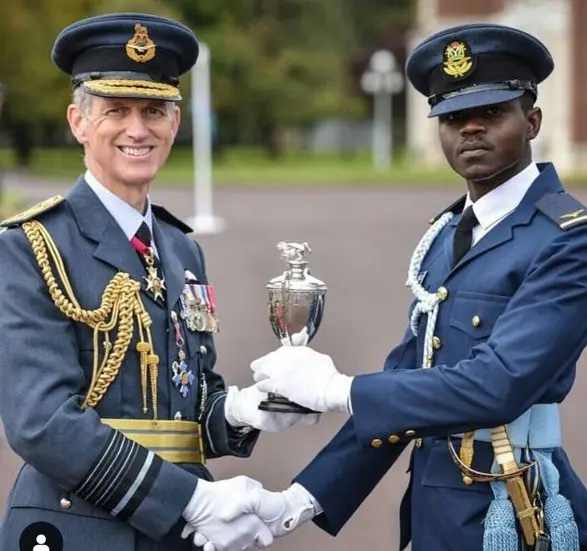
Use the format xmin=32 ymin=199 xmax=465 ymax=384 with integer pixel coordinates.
xmin=22 ymin=220 xmax=160 ymax=418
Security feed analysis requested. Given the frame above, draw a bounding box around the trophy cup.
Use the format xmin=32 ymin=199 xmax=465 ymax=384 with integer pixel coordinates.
xmin=258 ymin=241 xmax=327 ymax=414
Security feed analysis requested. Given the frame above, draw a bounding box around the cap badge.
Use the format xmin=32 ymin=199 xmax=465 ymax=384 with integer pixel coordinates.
xmin=443 ymin=40 xmax=474 ymax=79
xmin=126 ymin=23 xmax=156 ymax=63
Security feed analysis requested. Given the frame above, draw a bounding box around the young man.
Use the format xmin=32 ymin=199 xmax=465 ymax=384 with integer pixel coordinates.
xmin=0 ymin=13 xmax=317 ymax=551
xmin=239 ymin=23 xmax=587 ymax=551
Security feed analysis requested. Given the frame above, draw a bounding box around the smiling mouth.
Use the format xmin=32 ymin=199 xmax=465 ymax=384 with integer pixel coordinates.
xmin=117 ymin=146 xmax=154 ymax=157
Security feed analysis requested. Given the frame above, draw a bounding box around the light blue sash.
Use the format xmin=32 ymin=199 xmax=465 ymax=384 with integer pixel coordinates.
xmin=469 ymin=404 xmax=580 ymax=551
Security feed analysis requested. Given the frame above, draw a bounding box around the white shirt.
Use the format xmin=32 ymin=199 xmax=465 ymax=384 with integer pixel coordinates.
xmin=84 ymin=170 xmax=159 ymax=256
xmin=465 ymin=162 xmax=540 ymax=246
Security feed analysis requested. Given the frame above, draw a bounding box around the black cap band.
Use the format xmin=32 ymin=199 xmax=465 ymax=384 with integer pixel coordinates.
xmin=71 ymin=46 xmax=179 ymax=82
xmin=428 ymin=79 xmax=537 ymax=107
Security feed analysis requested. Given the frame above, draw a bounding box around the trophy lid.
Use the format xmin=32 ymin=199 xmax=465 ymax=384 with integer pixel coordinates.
xmin=266 ymin=241 xmax=327 ymax=292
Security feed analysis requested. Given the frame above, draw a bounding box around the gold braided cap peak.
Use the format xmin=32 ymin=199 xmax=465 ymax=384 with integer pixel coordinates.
xmin=1 ymin=195 xmax=65 ymax=227
xmin=82 ymin=79 xmax=181 ymax=101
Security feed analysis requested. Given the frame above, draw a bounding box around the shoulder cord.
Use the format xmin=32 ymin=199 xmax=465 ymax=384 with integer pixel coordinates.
xmin=405 ymin=212 xmax=453 ymax=368
xmin=22 ymin=220 xmax=160 ymax=418
xmin=404 ymin=212 xmax=477 ymax=473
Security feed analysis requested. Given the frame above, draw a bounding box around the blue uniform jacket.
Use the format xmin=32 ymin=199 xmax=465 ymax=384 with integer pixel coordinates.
xmin=0 ymin=178 xmax=258 ymax=550
xmin=295 ymin=163 xmax=587 ymax=550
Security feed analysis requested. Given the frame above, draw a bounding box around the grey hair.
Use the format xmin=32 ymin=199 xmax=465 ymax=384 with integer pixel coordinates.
xmin=72 ymin=87 xmax=93 ymax=113
xmin=71 ymin=87 xmax=177 ymax=116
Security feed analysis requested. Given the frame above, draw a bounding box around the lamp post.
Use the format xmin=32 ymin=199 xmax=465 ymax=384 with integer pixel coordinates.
xmin=360 ymin=50 xmax=404 ymax=171
xmin=187 ymin=44 xmax=225 ymax=235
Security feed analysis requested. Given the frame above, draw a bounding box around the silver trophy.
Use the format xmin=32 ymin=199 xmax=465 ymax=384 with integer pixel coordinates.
xmin=258 ymin=241 xmax=327 ymax=414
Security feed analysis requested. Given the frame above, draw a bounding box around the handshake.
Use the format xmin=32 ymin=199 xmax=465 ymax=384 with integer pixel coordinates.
xmin=181 ymin=476 xmax=317 ymax=551
xmin=180 ymin=345 xmax=354 ymax=551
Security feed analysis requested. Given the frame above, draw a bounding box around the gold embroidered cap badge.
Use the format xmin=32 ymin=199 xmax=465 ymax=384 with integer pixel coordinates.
xmin=443 ymin=40 xmax=474 ymax=79
xmin=126 ymin=23 xmax=156 ymax=63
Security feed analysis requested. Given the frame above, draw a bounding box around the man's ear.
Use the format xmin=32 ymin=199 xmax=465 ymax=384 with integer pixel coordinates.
xmin=67 ymin=103 xmax=89 ymax=145
xmin=527 ymin=106 xmax=542 ymax=141
xmin=171 ymin=105 xmax=181 ymax=141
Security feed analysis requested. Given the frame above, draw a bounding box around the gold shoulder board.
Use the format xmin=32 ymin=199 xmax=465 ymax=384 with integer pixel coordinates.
xmin=0 ymin=195 xmax=65 ymax=227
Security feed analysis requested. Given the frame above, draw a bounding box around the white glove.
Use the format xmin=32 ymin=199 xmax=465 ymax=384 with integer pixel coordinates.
xmin=225 ymin=385 xmax=320 ymax=432
xmin=281 ymin=327 xmax=309 ymax=346
xmin=181 ymin=476 xmax=273 ymax=551
xmin=256 ymin=483 xmax=318 ymax=537
xmin=251 ymin=346 xmax=353 ymax=413
xmin=194 ymin=483 xmax=319 ymax=551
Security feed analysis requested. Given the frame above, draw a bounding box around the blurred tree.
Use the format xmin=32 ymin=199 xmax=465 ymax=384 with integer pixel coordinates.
xmin=346 ymin=0 xmax=414 ymax=47
xmin=0 ymin=0 xmax=416 ymax=164
xmin=170 ymin=0 xmax=365 ymax=157
xmin=169 ymin=0 xmax=415 ymax=157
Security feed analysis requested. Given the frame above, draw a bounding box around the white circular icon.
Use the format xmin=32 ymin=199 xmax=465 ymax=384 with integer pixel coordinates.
xmin=33 ymin=534 xmax=50 ymax=551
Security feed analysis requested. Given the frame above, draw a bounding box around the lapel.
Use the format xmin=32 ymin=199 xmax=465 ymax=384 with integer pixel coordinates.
xmin=447 ymin=163 xmax=564 ymax=274
xmin=152 ymin=217 xmax=184 ymax=312
xmin=66 ymin=177 xmax=166 ymax=308
xmin=67 ymin=177 xmax=145 ymax=283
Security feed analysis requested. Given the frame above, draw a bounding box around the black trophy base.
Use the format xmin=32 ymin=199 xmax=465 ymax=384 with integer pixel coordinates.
xmin=258 ymin=394 xmax=317 ymax=414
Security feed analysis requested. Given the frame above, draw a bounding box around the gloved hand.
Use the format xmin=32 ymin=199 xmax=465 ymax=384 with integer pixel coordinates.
xmin=181 ymin=476 xmax=273 ymax=551
xmin=224 ymin=384 xmax=320 ymax=432
xmin=251 ymin=346 xmax=353 ymax=413
xmin=192 ymin=483 xmax=319 ymax=551
xmin=255 ymin=483 xmax=318 ymax=537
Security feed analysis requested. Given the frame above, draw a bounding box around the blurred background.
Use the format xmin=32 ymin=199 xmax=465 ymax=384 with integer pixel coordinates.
xmin=0 ymin=0 xmax=586 ymax=195
xmin=1 ymin=1 xmax=587 ymax=550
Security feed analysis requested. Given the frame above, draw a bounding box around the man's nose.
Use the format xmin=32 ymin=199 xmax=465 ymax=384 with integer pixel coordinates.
xmin=125 ymin=110 xmax=150 ymax=140
xmin=459 ymin=115 xmax=486 ymax=135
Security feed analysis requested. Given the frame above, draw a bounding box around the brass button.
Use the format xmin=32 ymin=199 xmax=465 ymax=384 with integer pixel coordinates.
xmin=199 ymin=345 xmax=208 ymax=355
xmin=432 ymin=336 xmax=442 ymax=350
xmin=437 ymin=286 xmax=448 ymax=301
xmin=60 ymin=497 xmax=72 ymax=510
xmin=414 ymin=438 xmax=423 ymax=448
xmin=462 ymin=476 xmax=474 ymax=486
xmin=388 ymin=434 xmax=400 ymax=444
xmin=405 ymin=430 xmax=416 ymax=438
xmin=370 ymin=438 xmax=383 ymax=448
xmin=471 ymin=315 xmax=481 ymax=328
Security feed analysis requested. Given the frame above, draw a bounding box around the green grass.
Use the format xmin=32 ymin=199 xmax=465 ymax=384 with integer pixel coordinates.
xmin=3 ymin=146 xmax=587 ymax=188
xmin=0 ymin=146 xmax=460 ymax=187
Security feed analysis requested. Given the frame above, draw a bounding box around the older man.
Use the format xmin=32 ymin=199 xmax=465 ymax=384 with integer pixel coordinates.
xmin=0 ymin=13 xmax=315 ymax=551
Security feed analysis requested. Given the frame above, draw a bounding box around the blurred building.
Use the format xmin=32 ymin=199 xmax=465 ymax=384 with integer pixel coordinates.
xmin=407 ymin=0 xmax=586 ymax=173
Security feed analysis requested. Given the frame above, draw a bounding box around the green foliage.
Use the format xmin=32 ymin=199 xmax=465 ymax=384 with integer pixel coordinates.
xmin=168 ymin=0 xmax=365 ymax=150
xmin=0 ymin=0 xmax=416 ymax=162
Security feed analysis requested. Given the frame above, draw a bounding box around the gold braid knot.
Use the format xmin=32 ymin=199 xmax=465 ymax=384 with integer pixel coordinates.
xmin=22 ymin=220 xmax=159 ymax=417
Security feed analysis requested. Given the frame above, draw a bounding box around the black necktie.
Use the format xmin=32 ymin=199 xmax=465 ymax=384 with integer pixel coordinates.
xmin=135 ymin=222 xmax=152 ymax=249
xmin=453 ymin=206 xmax=478 ymax=267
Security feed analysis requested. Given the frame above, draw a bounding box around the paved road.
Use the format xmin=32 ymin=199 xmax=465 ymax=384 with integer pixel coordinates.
xmin=1 ymin=173 xmax=586 ymax=551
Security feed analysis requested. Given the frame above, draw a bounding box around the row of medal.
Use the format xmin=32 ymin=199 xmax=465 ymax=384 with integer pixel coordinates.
xmin=170 ymin=281 xmax=219 ymax=400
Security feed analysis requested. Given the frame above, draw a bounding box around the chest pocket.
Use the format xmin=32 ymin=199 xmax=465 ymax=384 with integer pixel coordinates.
xmin=449 ymin=291 xmax=510 ymax=339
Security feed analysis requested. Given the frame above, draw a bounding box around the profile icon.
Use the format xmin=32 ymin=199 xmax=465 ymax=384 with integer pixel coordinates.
xmin=33 ymin=534 xmax=50 ymax=551
xmin=19 ymin=522 xmax=63 ymax=551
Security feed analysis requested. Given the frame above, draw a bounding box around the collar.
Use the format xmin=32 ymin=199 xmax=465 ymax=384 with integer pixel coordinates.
xmin=84 ymin=169 xmax=154 ymax=243
xmin=465 ymin=162 xmax=540 ymax=230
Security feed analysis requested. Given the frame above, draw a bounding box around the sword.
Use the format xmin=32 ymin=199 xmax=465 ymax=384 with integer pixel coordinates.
xmin=490 ymin=426 xmax=543 ymax=547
